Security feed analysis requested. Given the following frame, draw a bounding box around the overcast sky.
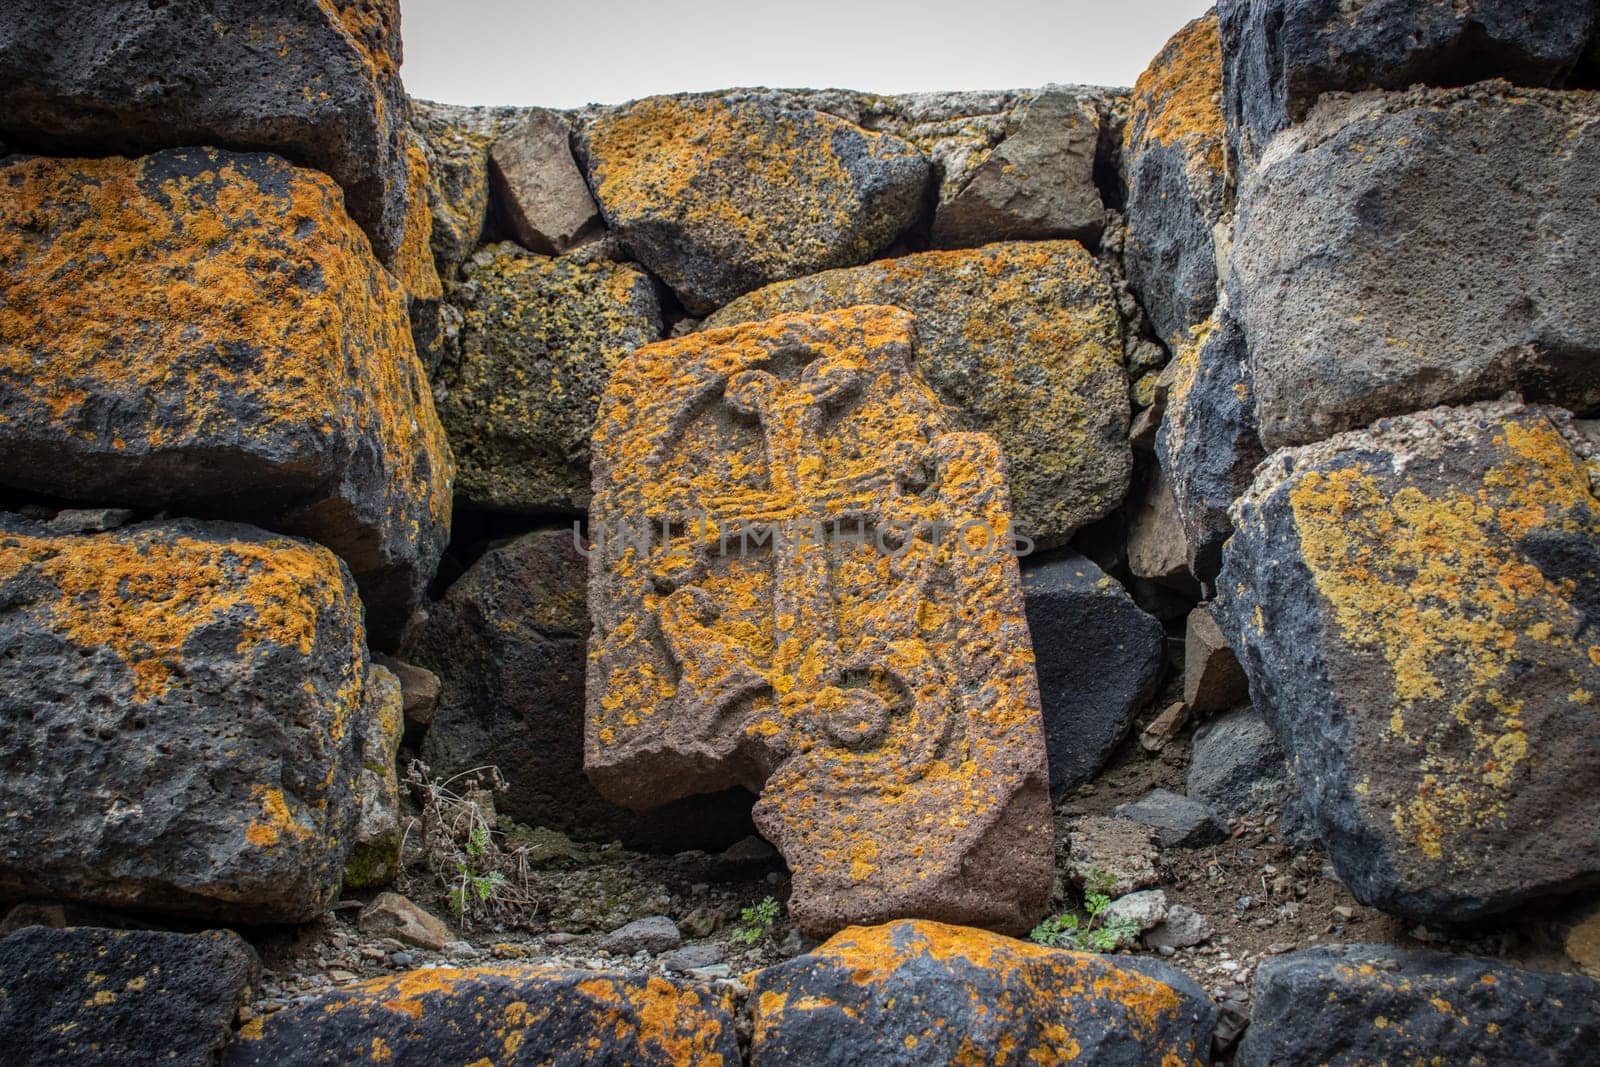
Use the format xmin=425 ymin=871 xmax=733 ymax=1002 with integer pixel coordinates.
xmin=400 ymin=0 xmax=1215 ymax=109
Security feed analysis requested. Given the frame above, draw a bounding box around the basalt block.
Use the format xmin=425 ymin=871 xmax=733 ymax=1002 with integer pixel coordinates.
xmin=0 ymin=517 xmax=371 ymax=922
xmin=1124 ymin=11 xmax=1231 ymax=346
xmin=749 ymin=920 xmax=1217 ymax=1065
xmin=0 ymin=149 xmax=453 ymax=647
xmin=1215 ymin=401 xmax=1600 ymax=920
xmin=579 ymin=94 xmax=930 ymax=312
xmin=0 ymin=0 xmax=411 ymax=262
xmin=706 ymin=242 xmax=1131 ymax=548
xmin=226 ymin=966 xmax=740 ymax=1065
xmin=586 ymin=306 xmax=1054 ymax=937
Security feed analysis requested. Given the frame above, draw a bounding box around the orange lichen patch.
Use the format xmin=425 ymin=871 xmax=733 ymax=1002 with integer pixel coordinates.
xmin=1125 ymin=13 xmax=1226 ymax=177
xmin=752 ymin=920 xmax=1207 ymax=1065
xmin=706 ymin=241 xmax=1129 ymax=544
xmin=390 ymin=137 xmax=444 ymax=304
xmin=244 ymin=786 xmax=316 ymax=850
xmin=1283 ymin=410 xmax=1600 ymax=861
xmin=0 ymin=149 xmax=453 ymax=530
xmin=588 ymin=306 xmax=1051 ymax=936
xmin=0 ymin=525 xmax=353 ymax=703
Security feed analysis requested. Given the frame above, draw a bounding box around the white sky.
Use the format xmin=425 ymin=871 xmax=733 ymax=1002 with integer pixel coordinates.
xmin=400 ymin=0 xmax=1215 ymax=109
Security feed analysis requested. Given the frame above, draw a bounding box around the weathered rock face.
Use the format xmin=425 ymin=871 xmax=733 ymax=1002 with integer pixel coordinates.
xmin=1183 ymin=604 xmax=1248 ymax=714
xmin=1124 ymin=11 xmax=1231 ymax=346
xmin=391 ymin=137 xmax=445 ymax=309
xmin=0 ymin=517 xmax=370 ymax=923
xmin=587 ymin=307 xmax=1053 ymax=936
xmin=750 ymin=920 xmax=1217 ymax=1065
xmin=579 ymin=94 xmax=930 ymax=312
xmin=489 ymin=109 xmax=602 ymax=255
xmin=437 ymin=245 xmax=663 ymax=514
xmin=226 ymin=966 xmax=741 ymax=1065
xmin=0 ymin=926 xmax=258 ymax=1067
xmin=1232 ymin=83 xmax=1600 ymax=450
xmin=409 ymin=528 xmax=754 ymax=851
xmin=706 ymin=242 xmax=1130 ymax=548
xmin=1239 ymin=944 xmax=1600 ymax=1067
xmin=1127 ymin=461 xmax=1195 ymax=589
xmin=1220 ymin=0 xmax=1599 ymax=168
xmin=1022 ymin=553 xmax=1165 ymax=794
xmin=344 ymin=665 xmax=405 ymax=890
xmin=930 ymin=89 xmax=1104 ymax=248
xmin=1216 ymin=401 xmax=1600 ymax=921
xmin=1188 ymin=708 xmax=1299 ymax=821
xmin=0 ymin=0 xmax=411 ymax=262
xmin=1156 ymin=310 xmax=1263 ymax=582
xmin=409 ymin=101 xmax=493 ymax=280
xmin=0 ymin=149 xmax=453 ymax=647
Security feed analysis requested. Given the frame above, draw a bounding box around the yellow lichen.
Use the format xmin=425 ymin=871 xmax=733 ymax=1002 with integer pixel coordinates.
xmin=1125 ymin=13 xmax=1226 ymax=177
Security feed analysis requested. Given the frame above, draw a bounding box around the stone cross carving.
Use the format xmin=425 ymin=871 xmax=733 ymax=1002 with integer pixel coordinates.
xmin=586 ymin=305 xmax=1052 ymax=936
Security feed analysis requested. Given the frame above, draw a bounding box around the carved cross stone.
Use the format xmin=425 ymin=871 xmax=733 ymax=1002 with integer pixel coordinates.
xmin=586 ymin=305 xmax=1053 ymax=936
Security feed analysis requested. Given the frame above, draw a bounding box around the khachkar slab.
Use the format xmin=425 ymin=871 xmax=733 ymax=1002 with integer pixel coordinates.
xmin=586 ymin=305 xmax=1053 ymax=937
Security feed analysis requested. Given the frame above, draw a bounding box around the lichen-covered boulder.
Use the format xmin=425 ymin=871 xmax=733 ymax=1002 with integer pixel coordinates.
xmin=226 ymin=966 xmax=740 ymax=1065
xmin=750 ymin=920 xmax=1217 ymax=1065
xmin=1220 ymin=0 xmax=1598 ymax=168
xmin=0 ymin=149 xmax=453 ymax=646
xmin=706 ymin=242 xmax=1130 ymax=548
xmin=1156 ymin=309 xmax=1263 ymax=582
xmin=1215 ymin=401 xmax=1600 ymax=920
xmin=1124 ymin=11 xmax=1231 ymax=346
xmin=0 ymin=926 xmax=259 ymax=1067
xmin=0 ymin=517 xmax=371 ymax=922
xmin=489 ymin=108 xmax=603 ymax=255
xmin=392 ymin=137 xmax=444 ymax=308
xmin=437 ymin=244 xmax=663 ymax=513
xmin=1022 ymin=552 xmax=1165 ymax=794
xmin=587 ymin=307 xmax=1054 ymax=937
xmin=579 ymin=94 xmax=930 ymax=312
xmin=0 ymin=0 xmax=411 ymax=262
xmin=1238 ymin=944 xmax=1600 ymax=1067
xmin=408 ymin=528 xmax=754 ymax=851
xmin=410 ymin=100 xmax=493 ymax=280
xmin=929 ymin=89 xmax=1104 ymax=249
xmin=344 ymin=664 xmax=405 ymax=890
xmin=1231 ymin=83 xmax=1600 ymax=450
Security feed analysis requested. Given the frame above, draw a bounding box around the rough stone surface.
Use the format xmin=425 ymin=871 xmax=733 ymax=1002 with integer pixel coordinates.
xmin=1066 ymin=817 xmax=1162 ymax=897
xmin=1183 ymin=604 xmax=1248 ymax=713
xmin=1104 ymin=890 xmax=1169 ymax=933
xmin=0 ymin=0 xmax=411 ymax=262
xmin=489 ymin=109 xmax=602 ymax=255
xmin=1215 ymin=400 xmax=1600 ymax=920
xmin=1124 ymin=11 xmax=1231 ymax=346
xmin=436 ymin=245 xmax=663 ymax=513
xmin=372 ymin=654 xmax=440 ymax=729
xmin=344 ymin=665 xmax=405 ymax=890
xmin=1127 ymin=461 xmax=1194 ymax=587
xmin=1116 ymin=789 xmax=1227 ymax=849
xmin=707 ymin=242 xmax=1131 ymax=547
xmin=750 ymin=920 xmax=1217 ymax=1065
xmin=1021 ymin=552 xmax=1165 ymax=794
xmin=1220 ymin=0 xmax=1599 ymax=168
xmin=1567 ymin=907 xmax=1600 ymax=978
xmin=0 ymin=926 xmax=258 ymax=1067
xmin=409 ymin=528 xmax=755 ymax=851
xmin=359 ymin=892 xmax=453 ymax=951
xmin=1145 ymin=905 xmax=1214 ymax=950
xmin=409 ymin=100 xmax=493 ymax=279
xmin=392 ymin=137 xmax=445 ymax=309
xmin=227 ymin=966 xmax=740 ymax=1065
xmin=0 ymin=149 xmax=454 ymax=647
xmin=587 ymin=307 xmax=1053 ymax=937
xmin=1238 ymin=944 xmax=1600 ymax=1067
xmin=0 ymin=517 xmax=369 ymax=922
xmin=1187 ymin=708 xmax=1299 ymax=823
xmin=1232 ymin=83 xmax=1600 ymax=449
xmin=579 ymin=93 xmax=930 ymax=312
xmin=599 ymin=916 xmax=682 ymax=956
xmin=930 ymin=90 xmax=1104 ymax=248
xmin=1156 ymin=308 xmax=1264 ymax=582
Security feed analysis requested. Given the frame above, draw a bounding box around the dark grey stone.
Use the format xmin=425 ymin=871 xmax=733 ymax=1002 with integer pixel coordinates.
xmin=1188 ymin=708 xmax=1298 ymax=821
xmin=599 ymin=916 xmax=682 ymax=956
xmin=1022 ymin=553 xmax=1165 ymax=795
xmin=1219 ymin=0 xmax=1598 ymax=168
xmin=664 ymin=943 xmax=725 ymax=974
xmin=0 ymin=926 xmax=258 ymax=1067
xmin=1116 ymin=789 xmax=1226 ymax=849
xmin=0 ymin=0 xmax=411 ymax=261
xmin=1238 ymin=944 xmax=1600 ymax=1067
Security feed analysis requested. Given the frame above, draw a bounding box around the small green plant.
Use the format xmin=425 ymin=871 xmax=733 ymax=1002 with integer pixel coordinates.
xmin=1029 ymin=869 xmax=1141 ymax=953
xmin=731 ymin=896 xmax=782 ymax=945
xmin=402 ymin=762 xmax=537 ymax=928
